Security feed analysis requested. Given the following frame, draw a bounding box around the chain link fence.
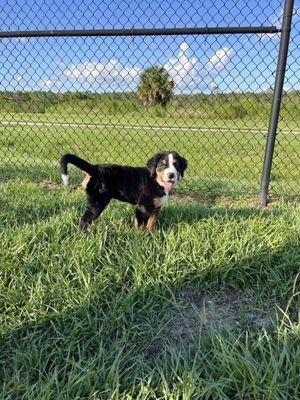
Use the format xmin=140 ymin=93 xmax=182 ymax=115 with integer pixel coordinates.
xmin=0 ymin=0 xmax=299 ymax=202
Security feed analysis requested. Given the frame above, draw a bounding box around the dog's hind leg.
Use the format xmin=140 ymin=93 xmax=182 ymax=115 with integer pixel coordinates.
xmin=79 ymin=193 xmax=111 ymax=231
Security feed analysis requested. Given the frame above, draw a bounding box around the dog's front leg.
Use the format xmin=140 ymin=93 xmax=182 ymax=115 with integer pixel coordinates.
xmin=134 ymin=206 xmax=159 ymax=233
xmin=134 ymin=206 xmax=147 ymax=233
xmin=145 ymin=212 xmax=157 ymax=232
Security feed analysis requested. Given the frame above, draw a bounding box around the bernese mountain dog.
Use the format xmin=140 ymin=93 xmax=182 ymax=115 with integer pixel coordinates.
xmin=60 ymin=151 xmax=187 ymax=232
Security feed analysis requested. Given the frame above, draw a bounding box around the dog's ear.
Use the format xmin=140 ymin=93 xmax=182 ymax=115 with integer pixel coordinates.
xmin=179 ymin=156 xmax=188 ymax=177
xmin=146 ymin=152 xmax=165 ymax=177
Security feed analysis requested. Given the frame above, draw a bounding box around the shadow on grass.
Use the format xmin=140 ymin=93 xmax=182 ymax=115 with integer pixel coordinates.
xmin=158 ymin=200 xmax=285 ymax=229
xmin=0 ymin=165 xmax=83 ymax=184
xmin=1 ymin=181 xmax=285 ymax=231
xmin=0 ymin=234 xmax=298 ymax=398
xmin=0 ymin=165 xmax=59 ymax=183
xmin=0 ymin=188 xmax=84 ymax=229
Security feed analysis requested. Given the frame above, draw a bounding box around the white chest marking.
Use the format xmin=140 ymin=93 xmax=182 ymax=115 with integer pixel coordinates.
xmin=158 ymin=190 xmax=170 ymax=207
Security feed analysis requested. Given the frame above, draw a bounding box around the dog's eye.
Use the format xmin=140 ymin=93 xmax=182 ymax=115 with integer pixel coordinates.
xmin=157 ymin=161 xmax=166 ymax=169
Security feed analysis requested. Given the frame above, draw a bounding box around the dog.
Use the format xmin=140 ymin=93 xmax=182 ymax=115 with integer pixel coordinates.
xmin=60 ymin=151 xmax=187 ymax=231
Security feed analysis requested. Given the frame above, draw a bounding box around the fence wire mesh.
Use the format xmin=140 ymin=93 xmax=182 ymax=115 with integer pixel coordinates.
xmin=0 ymin=0 xmax=299 ymax=200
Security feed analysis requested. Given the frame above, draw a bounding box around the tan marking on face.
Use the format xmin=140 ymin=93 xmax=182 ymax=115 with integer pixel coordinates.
xmin=81 ymin=173 xmax=91 ymax=190
xmin=155 ymin=169 xmax=164 ymax=186
xmin=162 ymin=160 xmax=167 ymax=165
xmin=146 ymin=213 xmax=156 ymax=232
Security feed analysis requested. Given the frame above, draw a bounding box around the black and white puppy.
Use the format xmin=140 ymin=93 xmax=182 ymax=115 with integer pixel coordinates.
xmin=60 ymin=151 xmax=187 ymax=231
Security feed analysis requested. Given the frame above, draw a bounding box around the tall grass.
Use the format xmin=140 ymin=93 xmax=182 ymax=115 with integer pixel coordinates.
xmin=0 ymin=182 xmax=299 ymax=399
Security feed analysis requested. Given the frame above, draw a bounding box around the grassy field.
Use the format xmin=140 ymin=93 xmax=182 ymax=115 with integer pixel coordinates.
xmin=0 ymin=93 xmax=299 ymax=397
xmin=0 ymin=113 xmax=299 ymax=199
xmin=0 ymin=181 xmax=299 ymax=399
xmin=1 ymin=90 xmax=299 ymax=198
xmin=1 ymin=91 xmax=299 ymax=129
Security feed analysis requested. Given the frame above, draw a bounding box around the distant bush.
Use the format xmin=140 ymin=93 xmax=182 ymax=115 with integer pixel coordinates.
xmin=136 ymin=66 xmax=174 ymax=107
xmin=0 ymin=92 xmax=51 ymax=113
xmin=99 ymin=95 xmax=139 ymax=114
xmin=0 ymin=90 xmax=299 ymax=123
xmin=215 ymin=103 xmax=247 ymax=119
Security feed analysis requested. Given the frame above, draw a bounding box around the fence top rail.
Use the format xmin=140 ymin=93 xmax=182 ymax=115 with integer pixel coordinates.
xmin=0 ymin=26 xmax=280 ymax=38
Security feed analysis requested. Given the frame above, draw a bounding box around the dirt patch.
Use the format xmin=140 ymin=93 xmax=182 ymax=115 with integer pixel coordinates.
xmin=171 ymin=193 xmax=290 ymax=209
xmin=42 ymin=182 xmax=78 ymax=192
xmin=147 ymin=288 xmax=272 ymax=357
xmin=174 ymin=288 xmax=270 ymax=330
xmin=42 ymin=181 xmax=62 ymax=190
xmin=171 ymin=193 xmax=216 ymax=206
xmin=171 ymin=193 xmax=262 ymax=208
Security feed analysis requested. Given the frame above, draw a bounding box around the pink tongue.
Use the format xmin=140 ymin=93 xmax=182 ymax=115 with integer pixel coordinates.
xmin=164 ymin=182 xmax=174 ymax=191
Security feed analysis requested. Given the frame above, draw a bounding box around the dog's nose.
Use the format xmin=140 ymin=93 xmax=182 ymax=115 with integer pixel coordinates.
xmin=167 ymin=172 xmax=175 ymax=180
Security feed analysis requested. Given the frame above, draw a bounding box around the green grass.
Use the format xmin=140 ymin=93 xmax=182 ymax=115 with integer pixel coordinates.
xmin=1 ymin=90 xmax=299 ymax=198
xmin=1 ymin=90 xmax=299 ymax=129
xmin=1 ymin=101 xmax=299 ymax=130
xmin=0 ymin=113 xmax=299 ymax=199
xmin=0 ymin=181 xmax=299 ymax=399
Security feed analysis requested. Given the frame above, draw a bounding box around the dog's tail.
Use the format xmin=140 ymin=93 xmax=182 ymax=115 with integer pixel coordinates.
xmin=60 ymin=154 xmax=97 ymax=186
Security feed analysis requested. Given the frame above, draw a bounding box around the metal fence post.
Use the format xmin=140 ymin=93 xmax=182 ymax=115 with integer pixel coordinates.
xmin=259 ymin=0 xmax=295 ymax=206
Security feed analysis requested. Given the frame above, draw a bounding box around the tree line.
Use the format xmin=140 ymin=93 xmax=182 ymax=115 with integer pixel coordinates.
xmin=0 ymin=66 xmax=299 ymax=120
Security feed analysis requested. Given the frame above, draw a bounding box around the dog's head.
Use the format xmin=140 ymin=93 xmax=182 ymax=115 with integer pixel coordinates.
xmin=146 ymin=151 xmax=188 ymax=191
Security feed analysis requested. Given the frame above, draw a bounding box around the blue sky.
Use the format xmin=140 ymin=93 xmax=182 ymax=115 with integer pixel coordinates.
xmin=0 ymin=0 xmax=299 ymax=94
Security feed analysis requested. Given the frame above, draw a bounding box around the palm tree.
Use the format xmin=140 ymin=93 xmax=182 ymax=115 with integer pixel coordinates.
xmin=136 ymin=66 xmax=174 ymax=107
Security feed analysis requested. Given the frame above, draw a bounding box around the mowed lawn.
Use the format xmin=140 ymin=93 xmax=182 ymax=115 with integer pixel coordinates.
xmin=0 ymin=181 xmax=299 ymax=399
xmin=0 ymin=113 xmax=299 ymax=198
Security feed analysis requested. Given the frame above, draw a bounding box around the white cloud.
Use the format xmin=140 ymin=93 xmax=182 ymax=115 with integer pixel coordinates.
xmin=37 ymin=43 xmax=234 ymax=93
xmin=63 ymin=60 xmax=140 ymax=88
xmin=210 ymin=82 xmax=219 ymax=92
xmin=55 ymin=60 xmax=66 ymax=68
xmin=259 ymin=32 xmax=279 ymax=40
xmin=16 ymin=76 xmax=23 ymax=82
xmin=179 ymin=42 xmax=189 ymax=53
xmin=42 ymin=79 xmax=53 ymax=89
xmin=206 ymin=47 xmax=234 ymax=72
xmin=165 ymin=42 xmax=198 ymax=91
xmin=259 ymin=7 xmax=298 ymax=40
xmin=165 ymin=42 xmax=234 ymax=92
xmin=38 ymin=79 xmax=62 ymax=90
xmin=12 ymin=37 xmax=28 ymax=44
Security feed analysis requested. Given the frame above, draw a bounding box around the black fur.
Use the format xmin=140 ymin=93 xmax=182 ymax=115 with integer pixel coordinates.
xmin=60 ymin=154 xmax=97 ymax=177
xmin=146 ymin=151 xmax=167 ymax=177
xmin=60 ymin=151 xmax=187 ymax=231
